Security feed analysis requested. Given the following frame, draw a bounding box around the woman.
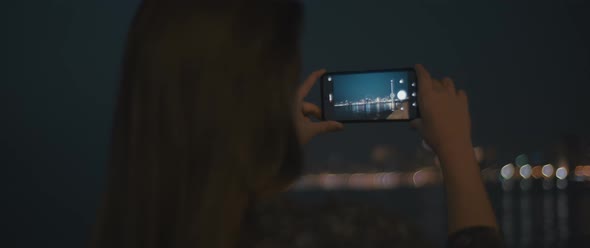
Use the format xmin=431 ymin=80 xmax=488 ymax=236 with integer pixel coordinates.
xmin=92 ymin=0 xmax=502 ymax=247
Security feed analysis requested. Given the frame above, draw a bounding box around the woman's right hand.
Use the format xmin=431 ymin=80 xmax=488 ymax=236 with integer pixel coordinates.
xmin=412 ymin=64 xmax=472 ymax=154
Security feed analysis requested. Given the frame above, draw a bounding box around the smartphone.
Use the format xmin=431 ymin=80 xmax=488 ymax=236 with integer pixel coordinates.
xmin=320 ymin=68 xmax=419 ymax=122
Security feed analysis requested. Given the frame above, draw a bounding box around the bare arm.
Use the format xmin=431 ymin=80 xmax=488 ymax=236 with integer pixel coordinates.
xmin=438 ymin=141 xmax=497 ymax=233
xmin=413 ymin=64 xmax=498 ymax=234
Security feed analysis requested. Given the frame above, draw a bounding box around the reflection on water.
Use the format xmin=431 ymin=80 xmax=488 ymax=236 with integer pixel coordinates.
xmin=519 ymin=190 xmax=531 ymax=247
xmin=499 ymin=186 xmax=575 ymax=248
xmin=333 ymin=103 xmax=394 ymax=120
xmin=272 ymin=184 xmax=590 ymax=248
xmin=557 ymin=192 xmax=569 ymax=248
xmin=502 ymin=189 xmax=514 ymax=246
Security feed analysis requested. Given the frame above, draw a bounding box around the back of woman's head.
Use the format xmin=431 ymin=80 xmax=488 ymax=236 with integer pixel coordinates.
xmin=93 ymin=1 xmax=304 ymax=248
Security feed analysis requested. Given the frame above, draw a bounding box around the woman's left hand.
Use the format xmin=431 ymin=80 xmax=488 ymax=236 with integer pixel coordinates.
xmin=295 ymin=69 xmax=344 ymax=145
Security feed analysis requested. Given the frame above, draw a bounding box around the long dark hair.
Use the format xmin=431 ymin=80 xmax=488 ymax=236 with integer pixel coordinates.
xmin=92 ymin=1 xmax=304 ymax=247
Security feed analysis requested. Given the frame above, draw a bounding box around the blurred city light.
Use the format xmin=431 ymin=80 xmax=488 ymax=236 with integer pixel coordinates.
xmin=318 ymin=173 xmax=343 ymax=190
xmin=532 ymin=166 xmax=543 ymax=179
xmin=574 ymin=166 xmax=584 ymax=177
xmin=501 ymin=163 xmax=515 ymax=180
xmin=349 ymin=173 xmax=371 ymax=189
xmin=377 ymin=172 xmax=401 ymax=189
xmin=293 ymin=147 xmax=590 ymax=191
xmin=555 ymin=167 xmax=568 ymax=180
xmin=542 ymin=164 xmax=554 ymax=178
xmin=520 ymin=164 xmax=532 ymax=179
xmin=293 ymin=163 xmax=590 ymax=191
xmin=412 ymin=169 xmax=427 ymax=187
xmin=515 ymin=154 xmax=529 ymax=167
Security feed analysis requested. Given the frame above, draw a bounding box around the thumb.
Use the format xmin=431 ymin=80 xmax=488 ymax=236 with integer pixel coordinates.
xmin=311 ymin=121 xmax=344 ymax=136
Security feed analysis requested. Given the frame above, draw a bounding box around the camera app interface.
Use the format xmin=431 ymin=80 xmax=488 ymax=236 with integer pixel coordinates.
xmin=323 ymin=70 xmax=418 ymax=121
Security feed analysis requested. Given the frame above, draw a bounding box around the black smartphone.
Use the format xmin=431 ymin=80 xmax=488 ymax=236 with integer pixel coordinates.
xmin=320 ymin=68 xmax=419 ymax=122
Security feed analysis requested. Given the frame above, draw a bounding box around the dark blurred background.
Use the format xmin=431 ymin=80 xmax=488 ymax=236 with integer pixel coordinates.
xmin=5 ymin=0 xmax=590 ymax=247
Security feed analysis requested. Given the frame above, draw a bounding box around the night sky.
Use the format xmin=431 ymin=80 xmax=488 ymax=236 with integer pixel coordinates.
xmin=6 ymin=0 xmax=590 ymax=247
xmin=301 ymin=0 xmax=590 ymax=166
xmin=331 ymin=71 xmax=408 ymax=103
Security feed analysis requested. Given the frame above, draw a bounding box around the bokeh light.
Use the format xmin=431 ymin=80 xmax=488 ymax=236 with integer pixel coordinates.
xmin=520 ymin=164 xmax=532 ymax=179
xmin=542 ymin=164 xmax=554 ymax=178
xmin=501 ymin=163 xmax=515 ymax=180
xmin=412 ymin=169 xmax=427 ymax=187
xmin=555 ymin=167 xmax=568 ymax=180
xmin=574 ymin=166 xmax=584 ymax=177
xmin=532 ymin=166 xmax=543 ymax=179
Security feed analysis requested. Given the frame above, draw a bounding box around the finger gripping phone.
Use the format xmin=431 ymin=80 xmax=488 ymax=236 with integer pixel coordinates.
xmin=320 ymin=68 xmax=419 ymax=122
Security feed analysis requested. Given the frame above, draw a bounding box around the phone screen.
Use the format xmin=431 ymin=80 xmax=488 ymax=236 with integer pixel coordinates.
xmin=321 ymin=68 xmax=419 ymax=122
